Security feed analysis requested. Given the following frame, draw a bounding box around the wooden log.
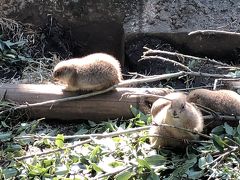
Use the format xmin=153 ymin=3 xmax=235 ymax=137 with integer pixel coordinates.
xmin=0 ymin=84 xmax=172 ymax=121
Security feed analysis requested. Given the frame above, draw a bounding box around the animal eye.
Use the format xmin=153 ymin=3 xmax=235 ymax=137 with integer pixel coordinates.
xmin=54 ymin=71 xmax=59 ymax=77
xmin=195 ymin=94 xmax=200 ymax=99
xmin=181 ymin=104 xmax=185 ymax=109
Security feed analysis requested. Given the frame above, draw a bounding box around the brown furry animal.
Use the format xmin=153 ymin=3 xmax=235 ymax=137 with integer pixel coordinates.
xmin=149 ymin=92 xmax=204 ymax=148
xmin=187 ymin=89 xmax=240 ymax=116
xmin=53 ymin=53 xmax=122 ymax=91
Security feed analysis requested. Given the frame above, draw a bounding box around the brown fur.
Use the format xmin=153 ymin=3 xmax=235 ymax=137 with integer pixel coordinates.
xmin=149 ymin=92 xmax=204 ymax=148
xmin=53 ymin=53 xmax=122 ymax=91
xmin=187 ymin=89 xmax=240 ymax=116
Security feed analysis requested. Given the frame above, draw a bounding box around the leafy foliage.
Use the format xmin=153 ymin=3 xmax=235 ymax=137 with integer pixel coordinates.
xmin=1 ymin=105 xmax=240 ymax=179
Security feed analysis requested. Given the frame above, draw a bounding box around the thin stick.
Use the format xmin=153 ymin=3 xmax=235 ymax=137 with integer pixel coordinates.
xmin=188 ymin=30 xmax=240 ymax=36
xmin=143 ymin=46 xmax=230 ymax=67
xmin=15 ymin=126 xmax=150 ymax=160
xmin=15 ymin=126 xmax=150 ymax=140
xmin=92 ymin=166 xmax=132 ymax=180
xmin=139 ymin=55 xmax=192 ymax=72
xmin=153 ymin=123 xmax=211 ymax=139
xmin=15 ymin=139 xmax=92 ymax=161
xmin=175 ymin=85 xmax=218 ymax=92
xmin=184 ymin=71 xmax=232 ymax=78
xmin=195 ymin=103 xmax=220 ymax=119
xmin=203 ymin=115 xmax=240 ymax=121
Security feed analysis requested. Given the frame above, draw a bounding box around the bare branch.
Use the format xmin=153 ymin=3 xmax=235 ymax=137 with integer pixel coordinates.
xmin=153 ymin=123 xmax=211 ymax=139
xmin=15 ymin=126 xmax=150 ymax=160
xmin=188 ymin=30 xmax=240 ymax=36
xmin=15 ymin=126 xmax=150 ymax=141
xmin=139 ymin=55 xmax=192 ymax=72
xmin=143 ymin=47 xmax=230 ymax=67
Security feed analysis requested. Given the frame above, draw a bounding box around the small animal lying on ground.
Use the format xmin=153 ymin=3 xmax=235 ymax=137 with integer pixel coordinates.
xmin=187 ymin=89 xmax=240 ymax=116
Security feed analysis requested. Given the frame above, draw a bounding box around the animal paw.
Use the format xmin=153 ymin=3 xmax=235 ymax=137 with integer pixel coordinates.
xmin=63 ymin=86 xmax=79 ymax=92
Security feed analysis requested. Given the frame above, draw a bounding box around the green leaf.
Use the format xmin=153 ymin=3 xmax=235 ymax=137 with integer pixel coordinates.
xmin=5 ymin=144 xmax=22 ymax=152
xmin=205 ymin=154 xmax=213 ymax=163
xmin=88 ymin=120 xmax=97 ymax=127
xmin=55 ymin=165 xmax=69 ymax=176
xmin=43 ymin=159 xmax=54 ymax=168
xmin=29 ymin=119 xmax=42 ymax=134
xmin=115 ymin=170 xmax=134 ymax=180
xmin=224 ymin=122 xmax=234 ymax=136
xmin=188 ymin=60 xmax=198 ymax=69
xmin=55 ymin=134 xmax=64 ymax=148
xmin=4 ymin=40 xmax=26 ymax=48
xmin=212 ymin=134 xmax=225 ymax=152
xmin=148 ymin=171 xmax=160 ymax=180
xmin=233 ymin=137 xmax=240 ymax=144
xmin=2 ymin=168 xmax=18 ymax=179
xmin=0 ymin=39 xmax=10 ymax=51
xmin=145 ymin=155 xmax=166 ymax=166
xmin=198 ymin=157 xmax=207 ymax=169
xmin=135 ymin=120 xmax=146 ymax=126
xmin=237 ymin=122 xmax=240 ymax=135
xmin=0 ymin=132 xmax=12 ymax=141
xmin=29 ymin=166 xmax=47 ymax=176
xmin=109 ymin=161 xmax=124 ymax=168
xmin=91 ymin=163 xmax=103 ymax=173
xmin=1 ymin=121 xmax=10 ymax=128
xmin=130 ymin=105 xmax=139 ymax=117
xmin=137 ymin=158 xmax=151 ymax=170
xmin=69 ymin=154 xmax=80 ymax=163
xmin=186 ymin=169 xmax=204 ymax=179
xmin=169 ymin=157 xmax=197 ymax=180
xmin=104 ymin=122 xmax=116 ymax=132
xmin=5 ymin=53 xmax=16 ymax=59
xmin=211 ymin=125 xmax=225 ymax=135
xmin=90 ymin=146 xmax=101 ymax=162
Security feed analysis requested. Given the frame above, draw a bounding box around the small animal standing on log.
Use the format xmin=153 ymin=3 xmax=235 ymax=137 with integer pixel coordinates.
xmin=53 ymin=53 xmax=122 ymax=91
xmin=149 ymin=92 xmax=204 ymax=148
xmin=187 ymin=89 xmax=240 ymax=116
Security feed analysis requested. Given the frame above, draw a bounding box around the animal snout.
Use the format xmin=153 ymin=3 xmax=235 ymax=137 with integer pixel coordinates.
xmin=173 ymin=111 xmax=177 ymax=117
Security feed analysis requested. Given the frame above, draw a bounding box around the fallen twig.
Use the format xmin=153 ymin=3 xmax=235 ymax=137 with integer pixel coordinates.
xmin=92 ymin=166 xmax=132 ymax=180
xmin=139 ymin=55 xmax=192 ymax=72
xmin=154 ymin=123 xmax=211 ymax=139
xmin=15 ymin=126 xmax=150 ymax=160
xmin=184 ymin=71 xmax=232 ymax=78
xmin=143 ymin=47 xmax=230 ymax=67
xmin=15 ymin=126 xmax=150 ymax=140
xmin=203 ymin=115 xmax=240 ymax=121
xmin=188 ymin=30 xmax=240 ymax=36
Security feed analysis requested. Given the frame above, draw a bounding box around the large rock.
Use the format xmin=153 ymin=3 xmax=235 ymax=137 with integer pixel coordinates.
xmin=1 ymin=0 xmax=240 ymax=65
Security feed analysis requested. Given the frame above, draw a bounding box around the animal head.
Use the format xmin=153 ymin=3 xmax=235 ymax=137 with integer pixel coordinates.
xmin=187 ymin=89 xmax=207 ymax=103
xmin=168 ymin=98 xmax=186 ymax=118
xmin=53 ymin=61 xmax=75 ymax=83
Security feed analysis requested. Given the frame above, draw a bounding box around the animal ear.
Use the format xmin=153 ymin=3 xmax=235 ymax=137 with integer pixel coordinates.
xmin=62 ymin=67 xmax=66 ymax=71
